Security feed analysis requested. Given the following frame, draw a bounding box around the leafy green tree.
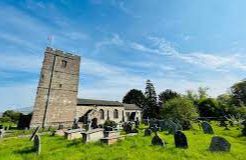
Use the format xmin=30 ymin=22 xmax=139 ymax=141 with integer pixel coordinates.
xmin=0 ymin=116 xmax=11 ymax=123
xmin=122 ymin=89 xmax=145 ymax=108
xmin=217 ymin=93 xmax=233 ymax=115
xmin=198 ymin=87 xmax=209 ymax=100
xmin=161 ymin=97 xmax=198 ymax=130
xmin=231 ymin=79 xmax=246 ymax=106
xmin=144 ymin=80 xmax=159 ymax=118
xmin=2 ymin=110 xmax=22 ymax=123
xmin=158 ymin=89 xmax=180 ymax=106
xmin=198 ymin=98 xmax=221 ymax=117
xmin=185 ymin=90 xmax=198 ymax=102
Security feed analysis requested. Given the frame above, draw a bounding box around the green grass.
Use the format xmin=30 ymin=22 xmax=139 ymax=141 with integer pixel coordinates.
xmin=0 ymin=123 xmax=245 ymax=160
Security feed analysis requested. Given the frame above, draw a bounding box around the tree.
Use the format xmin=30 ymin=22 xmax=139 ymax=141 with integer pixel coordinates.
xmin=2 ymin=110 xmax=22 ymax=123
xmin=231 ymin=79 xmax=246 ymax=106
xmin=197 ymin=98 xmax=221 ymax=117
xmin=217 ymin=93 xmax=233 ymax=115
xmin=161 ymin=97 xmax=198 ymax=130
xmin=158 ymin=89 xmax=180 ymax=106
xmin=122 ymin=89 xmax=145 ymax=108
xmin=185 ymin=90 xmax=198 ymax=102
xmin=198 ymin=87 xmax=209 ymax=100
xmin=144 ymin=80 xmax=158 ymax=118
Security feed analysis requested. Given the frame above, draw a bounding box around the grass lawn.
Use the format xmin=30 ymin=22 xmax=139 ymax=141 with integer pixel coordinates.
xmin=0 ymin=123 xmax=245 ymax=160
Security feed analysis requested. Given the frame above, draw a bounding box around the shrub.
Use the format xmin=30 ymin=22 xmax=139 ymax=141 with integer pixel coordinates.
xmin=161 ymin=97 xmax=198 ymax=130
xmin=104 ymin=120 xmax=117 ymax=128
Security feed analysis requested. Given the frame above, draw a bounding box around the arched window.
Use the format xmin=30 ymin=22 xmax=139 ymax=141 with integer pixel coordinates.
xmin=113 ymin=109 xmax=119 ymax=119
xmin=99 ymin=109 xmax=104 ymax=120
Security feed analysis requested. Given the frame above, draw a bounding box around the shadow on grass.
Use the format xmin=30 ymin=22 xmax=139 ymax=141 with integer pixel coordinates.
xmin=14 ymin=147 xmax=35 ymax=155
xmin=66 ymin=140 xmax=82 ymax=147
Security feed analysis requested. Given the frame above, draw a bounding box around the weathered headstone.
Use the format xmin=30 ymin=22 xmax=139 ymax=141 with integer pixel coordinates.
xmin=33 ymin=135 xmax=41 ymax=155
xmin=123 ymin=122 xmax=138 ymax=133
xmin=105 ymin=126 xmax=114 ymax=131
xmin=30 ymin=126 xmax=40 ymax=141
xmin=209 ymin=136 xmax=231 ymax=152
xmin=174 ymin=131 xmax=188 ymax=149
xmin=151 ymin=133 xmax=164 ymax=147
xmin=135 ymin=117 xmax=140 ymax=128
xmin=144 ymin=128 xmax=152 ymax=136
xmin=0 ymin=128 xmax=4 ymax=139
xmin=201 ymin=121 xmax=214 ymax=134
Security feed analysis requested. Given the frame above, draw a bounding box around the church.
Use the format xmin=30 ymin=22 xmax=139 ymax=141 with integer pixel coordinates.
xmin=30 ymin=47 xmax=142 ymax=128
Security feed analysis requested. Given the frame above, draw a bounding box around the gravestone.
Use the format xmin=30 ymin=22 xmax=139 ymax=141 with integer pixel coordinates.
xmin=0 ymin=128 xmax=4 ymax=139
xmin=241 ymin=120 xmax=246 ymax=136
xmin=151 ymin=133 xmax=164 ymax=147
xmin=104 ymin=126 xmax=114 ymax=131
xmin=209 ymin=136 xmax=231 ymax=152
xmin=135 ymin=118 xmax=140 ymax=128
xmin=174 ymin=131 xmax=188 ymax=149
xmin=30 ymin=126 xmax=40 ymax=141
xmin=201 ymin=121 xmax=214 ymax=134
xmin=72 ymin=118 xmax=79 ymax=129
xmin=144 ymin=128 xmax=152 ymax=136
xmin=123 ymin=122 xmax=138 ymax=133
xmin=33 ymin=135 xmax=41 ymax=155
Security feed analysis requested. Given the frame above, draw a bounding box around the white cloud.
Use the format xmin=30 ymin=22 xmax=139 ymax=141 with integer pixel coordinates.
xmin=131 ymin=36 xmax=246 ymax=71
xmin=95 ymin=34 xmax=124 ymax=53
xmin=0 ymin=54 xmax=42 ymax=72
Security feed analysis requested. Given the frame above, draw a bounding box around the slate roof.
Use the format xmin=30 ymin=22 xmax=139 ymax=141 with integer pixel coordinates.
xmin=123 ymin=103 xmax=142 ymax=110
xmin=77 ymin=98 xmax=123 ymax=106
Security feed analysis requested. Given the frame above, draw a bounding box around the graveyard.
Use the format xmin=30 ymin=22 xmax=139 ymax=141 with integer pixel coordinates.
xmin=0 ymin=122 xmax=245 ymax=160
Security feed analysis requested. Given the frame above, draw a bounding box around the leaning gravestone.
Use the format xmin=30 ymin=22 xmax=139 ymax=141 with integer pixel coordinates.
xmin=174 ymin=131 xmax=188 ymax=149
xmin=144 ymin=128 xmax=152 ymax=136
xmin=33 ymin=135 xmax=41 ymax=155
xmin=151 ymin=133 xmax=164 ymax=147
xmin=209 ymin=136 xmax=231 ymax=152
xmin=30 ymin=126 xmax=40 ymax=141
xmin=201 ymin=121 xmax=214 ymax=134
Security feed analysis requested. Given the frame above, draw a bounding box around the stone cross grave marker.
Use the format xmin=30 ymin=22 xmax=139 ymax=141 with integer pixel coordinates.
xmin=151 ymin=132 xmax=165 ymax=147
xmin=209 ymin=136 xmax=231 ymax=152
xmin=174 ymin=131 xmax=188 ymax=149
xmin=201 ymin=121 xmax=214 ymax=134
xmin=33 ymin=134 xmax=41 ymax=155
xmin=30 ymin=126 xmax=40 ymax=141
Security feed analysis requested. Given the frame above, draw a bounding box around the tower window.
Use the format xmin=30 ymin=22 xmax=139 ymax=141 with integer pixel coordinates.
xmin=59 ymin=84 xmax=62 ymax=88
xmin=61 ymin=60 xmax=67 ymax=68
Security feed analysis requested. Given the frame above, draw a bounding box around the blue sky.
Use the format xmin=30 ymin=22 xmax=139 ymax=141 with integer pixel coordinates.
xmin=0 ymin=0 xmax=246 ymax=111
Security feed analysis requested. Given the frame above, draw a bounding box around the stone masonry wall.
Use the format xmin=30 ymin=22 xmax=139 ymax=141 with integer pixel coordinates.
xmin=76 ymin=106 xmax=125 ymax=124
xmin=30 ymin=47 xmax=80 ymax=128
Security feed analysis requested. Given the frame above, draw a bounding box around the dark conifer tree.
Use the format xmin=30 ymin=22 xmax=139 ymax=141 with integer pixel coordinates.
xmin=144 ymin=80 xmax=159 ymax=118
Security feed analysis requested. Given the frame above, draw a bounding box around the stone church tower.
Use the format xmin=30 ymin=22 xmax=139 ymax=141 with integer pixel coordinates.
xmin=30 ymin=47 xmax=80 ymax=128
